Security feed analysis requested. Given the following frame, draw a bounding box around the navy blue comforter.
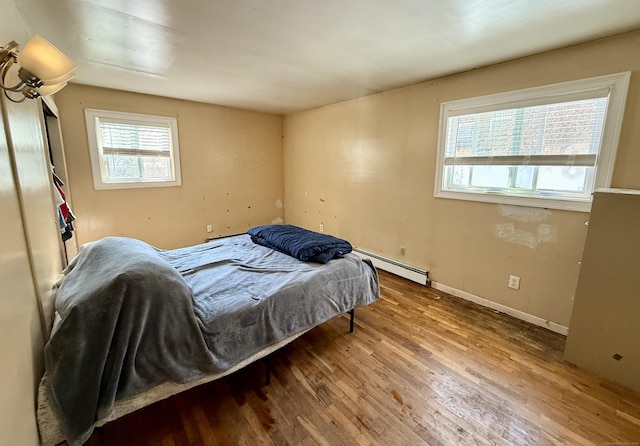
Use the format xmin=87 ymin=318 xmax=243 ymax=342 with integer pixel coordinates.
xmin=248 ymin=224 xmax=352 ymax=263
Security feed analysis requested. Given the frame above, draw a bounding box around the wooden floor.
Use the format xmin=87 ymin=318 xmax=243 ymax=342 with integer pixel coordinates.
xmin=86 ymin=270 xmax=640 ymax=446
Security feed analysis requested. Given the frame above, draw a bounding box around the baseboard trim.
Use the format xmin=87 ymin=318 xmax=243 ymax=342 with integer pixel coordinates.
xmin=431 ymin=281 xmax=569 ymax=336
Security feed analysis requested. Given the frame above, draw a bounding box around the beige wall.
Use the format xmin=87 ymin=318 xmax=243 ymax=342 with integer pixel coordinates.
xmin=565 ymin=190 xmax=640 ymax=392
xmin=1 ymin=2 xmax=66 ymax=442
xmin=56 ymin=84 xmax=284 ymax=249
xmin=283 ymin=30 xmax=640 ymax=329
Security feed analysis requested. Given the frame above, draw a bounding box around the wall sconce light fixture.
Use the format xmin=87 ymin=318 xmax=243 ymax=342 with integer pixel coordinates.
xmin=0 ymin=35 xmax=75 ymax=103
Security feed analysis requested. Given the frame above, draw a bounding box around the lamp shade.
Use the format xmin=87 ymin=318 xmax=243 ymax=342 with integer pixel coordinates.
xmin=19 ymin=35 xmax=75 ymax=85
xmin=41 ymin=68 xmax=76 ymax=86
xmin=36 ymin=81 xmax=67 ymax=97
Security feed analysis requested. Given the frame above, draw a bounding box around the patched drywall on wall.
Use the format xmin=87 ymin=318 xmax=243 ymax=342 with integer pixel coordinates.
xmin=494 ymin=205 xmax=558 ymax=249
xmin=493 ymin=222 xmax=558 ymax=249
xmin=498 ymin=204 xmax=552 ymax=223
xmin=271 ymin=199 xmax=284 ymax=224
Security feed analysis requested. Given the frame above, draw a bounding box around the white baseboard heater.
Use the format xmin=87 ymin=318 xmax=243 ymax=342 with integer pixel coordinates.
xmin=353 ymin=248 xmax=567 ymax=335
xmin=352 ymin=248 xmax=430 ymax=286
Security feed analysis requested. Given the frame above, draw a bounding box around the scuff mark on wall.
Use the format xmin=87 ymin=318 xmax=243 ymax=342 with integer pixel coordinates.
xmin=498 ymin=204 xmax=552 ymax=223
xmin=493 ymin=223 xmax=558 ymax=249
xmin=275 ymin=198 xmax=283 ymax=208
xmin=271 ymin=217 xmax=284 ymax=224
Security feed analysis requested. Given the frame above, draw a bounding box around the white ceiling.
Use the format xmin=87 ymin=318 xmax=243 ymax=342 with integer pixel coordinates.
xmin=14 ymin=0 xmax=640 ymax=114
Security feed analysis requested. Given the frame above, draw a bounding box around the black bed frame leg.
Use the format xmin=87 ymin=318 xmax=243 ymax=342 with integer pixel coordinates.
xmin=264 ymin=357 xmax=271 ymax=385
xmin=349 ymin=309 xmax=354 ymax=333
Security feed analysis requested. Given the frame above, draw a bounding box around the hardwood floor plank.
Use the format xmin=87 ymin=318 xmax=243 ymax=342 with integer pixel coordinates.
xmin=84 ymin=270 xmax=640 ymax=446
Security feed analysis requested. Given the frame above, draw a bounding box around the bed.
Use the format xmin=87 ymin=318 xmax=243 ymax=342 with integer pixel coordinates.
xmin=37 ymin=227 xmax=379 ymax=446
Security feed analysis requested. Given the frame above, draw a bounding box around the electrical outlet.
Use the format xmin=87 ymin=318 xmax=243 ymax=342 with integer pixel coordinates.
xmin=206 ymin=224 xmax=213 ymax=233
xmin=508 ymin=275 xmax=521 ymax=290
xmin=400 ymin=246 xmax=406 ymax=256
xmin=319 ymin=223 xmax=324 ymax=232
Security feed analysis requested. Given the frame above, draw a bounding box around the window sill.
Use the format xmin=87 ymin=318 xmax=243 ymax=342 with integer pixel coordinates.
xmin=434 ymin=190 xmax=592 ymax=212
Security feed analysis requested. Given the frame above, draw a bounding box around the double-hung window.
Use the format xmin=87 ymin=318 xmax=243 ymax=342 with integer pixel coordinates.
xmin=85 ymin=109 xmax=182 ymax=189
xmin=434 ymin=72 xmax=630 ymax=211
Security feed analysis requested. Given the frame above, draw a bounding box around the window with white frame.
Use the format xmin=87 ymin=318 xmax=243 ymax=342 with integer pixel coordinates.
xmin=434 ymin=72 xmax=630 ymax=212
xmin=85 ymin=109 xmax=182 ymax=190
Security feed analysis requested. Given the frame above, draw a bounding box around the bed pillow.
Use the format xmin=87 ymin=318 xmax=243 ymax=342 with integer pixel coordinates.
xmin=248 ymin=224 xmax=352 ymax=264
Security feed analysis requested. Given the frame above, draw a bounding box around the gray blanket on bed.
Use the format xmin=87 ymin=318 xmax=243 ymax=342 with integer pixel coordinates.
xmin=45 ymin=235 xmax=379 ymax=445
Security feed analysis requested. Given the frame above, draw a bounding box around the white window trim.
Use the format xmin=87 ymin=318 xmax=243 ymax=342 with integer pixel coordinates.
xmin=434 ymin=72 xmax=631 ymax=212
xmin=85 ymin=109 xmax=182 ymax=190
